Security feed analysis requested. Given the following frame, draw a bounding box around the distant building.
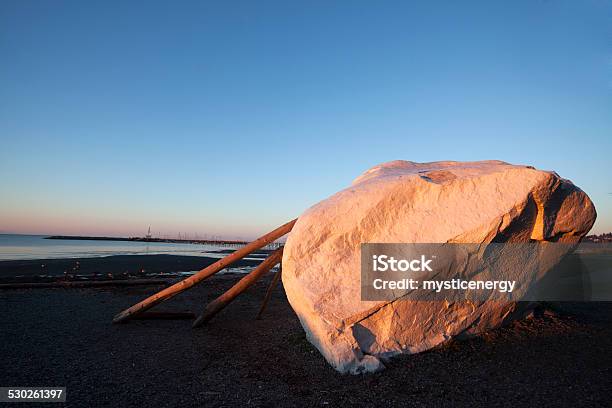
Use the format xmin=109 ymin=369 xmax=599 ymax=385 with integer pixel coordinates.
xmin=584 ymin=233 xmax=612 ymax=243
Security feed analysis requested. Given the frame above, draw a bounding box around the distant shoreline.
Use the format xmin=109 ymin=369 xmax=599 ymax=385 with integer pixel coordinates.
xmin=0 ymin=253 xmax=264 ymax=283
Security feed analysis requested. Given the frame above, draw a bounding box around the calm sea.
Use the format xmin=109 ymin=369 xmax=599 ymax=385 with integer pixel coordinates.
xmin=0 ymin=234 xmax=232 ymax=261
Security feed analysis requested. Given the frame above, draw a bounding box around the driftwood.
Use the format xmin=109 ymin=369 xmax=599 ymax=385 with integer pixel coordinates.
xmin=0 ymin=279 xmax=168 ymax=289
xmin=192 ymin=247 xmax=283 ymax=328
xmin=256 ymin=265 xmax=282 ymax=320
xmin=131 ymin=311 xmax=195 ymax=320
xmin=113 ymin=218 xmax=296 ymax=324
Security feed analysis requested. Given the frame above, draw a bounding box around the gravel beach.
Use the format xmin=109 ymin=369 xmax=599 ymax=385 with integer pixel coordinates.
xmin=0 ymin=270 xmax=610 ymax=407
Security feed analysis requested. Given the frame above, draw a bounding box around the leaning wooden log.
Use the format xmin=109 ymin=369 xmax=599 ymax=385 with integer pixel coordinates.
xmin=113 ymin=218 xmax=296 ymax=324
xmin=256 ymin=265 xmax=282 ymax=320
xmin=0 ymin=279 xmax=168 ymax=290
xmin=131 ymin=311 xmax=196 ymax=320
xmin=192 ymin=247 xmax=283 ymax=328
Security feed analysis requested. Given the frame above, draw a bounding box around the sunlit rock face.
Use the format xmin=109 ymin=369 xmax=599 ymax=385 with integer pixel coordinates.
xmin=282 ymin=160 xmax=596 ymax=374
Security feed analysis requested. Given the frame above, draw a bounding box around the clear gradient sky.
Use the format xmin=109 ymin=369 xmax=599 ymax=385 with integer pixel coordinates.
xmin=1 ymin=1 xmax=611 ymax=239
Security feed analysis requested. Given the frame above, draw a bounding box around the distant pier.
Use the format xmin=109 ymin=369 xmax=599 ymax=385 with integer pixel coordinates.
xmin=45 ymin=235 xmax=284 ymax=250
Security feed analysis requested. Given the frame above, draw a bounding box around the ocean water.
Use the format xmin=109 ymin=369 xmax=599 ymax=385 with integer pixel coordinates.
xmin=0 ymin=234 xmax=239 ymax=261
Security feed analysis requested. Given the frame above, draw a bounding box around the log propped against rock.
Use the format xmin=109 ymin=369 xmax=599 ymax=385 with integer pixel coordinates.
xmin=192 ymin=247 xmax=283 ymax=327
xmin=112 ymin=219 xmax=296 ymax=325
xmin=256 ymin=265 xmax=282 ymax=320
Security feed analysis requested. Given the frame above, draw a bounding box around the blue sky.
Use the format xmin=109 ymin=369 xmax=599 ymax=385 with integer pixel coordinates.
xmin=1 ymin=0 xmax=611 ymax=238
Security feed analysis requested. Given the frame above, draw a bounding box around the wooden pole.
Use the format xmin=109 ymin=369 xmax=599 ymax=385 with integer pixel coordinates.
xmin=256 ymin=265 xmax=282 ymax=320
xmin=192 ymin=247 xmax=283 ymax=328
xmin=113 ymin=219 xmax=296 ymax=324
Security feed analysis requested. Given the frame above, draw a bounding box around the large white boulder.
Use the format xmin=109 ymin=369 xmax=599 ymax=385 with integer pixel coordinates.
xmin=282 ymin=160 xmax=596 ymax=374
